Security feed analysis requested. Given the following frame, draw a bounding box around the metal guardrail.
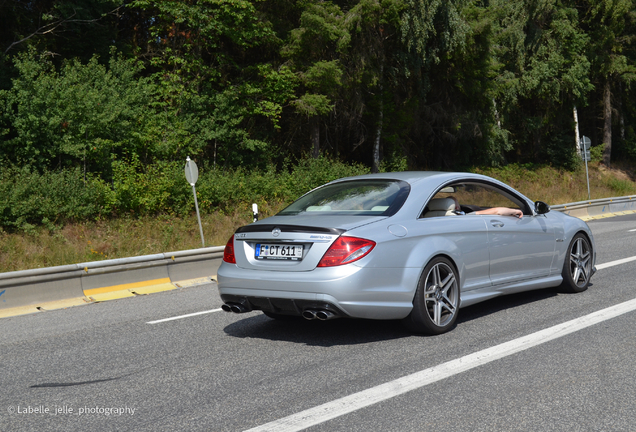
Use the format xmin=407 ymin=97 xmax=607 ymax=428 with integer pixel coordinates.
xmin=0 ymin=247 xmax=224 ymax=285
xmin=1 ymin=194 xmax=635 ymax=313
xmin=551 ymin=195 xmax=636 ymax=218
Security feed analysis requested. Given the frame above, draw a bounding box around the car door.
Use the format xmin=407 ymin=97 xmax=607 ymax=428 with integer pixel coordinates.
xmin=454 ymin=181 xmax=556 ymax=285
xmin=419 ymin=192 xmax=491 ymax=293
xmin=422 ymin=180 xmax=557 ymax=289
xmin=486 ymin=214 xmax=556 ymax=285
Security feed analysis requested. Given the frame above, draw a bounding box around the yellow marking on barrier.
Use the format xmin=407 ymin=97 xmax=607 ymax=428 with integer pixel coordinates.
xmin=2 ymin=276 xmax=217 ymax=318
xmin=131 ymin=282 xmax=176 ymax=295
xmin=0 ymin=304 xmax=41 ymax=318
xmin=579 ymin=210 xmax=636 ymax=221
xmin=83 ymin=277 xmax=171 ymax=296
xmin=173 ymin=276 xmax=216 ymax=288
xmin=89 ymin=290 xmax=136 ymax=302
xmin=0 ymin=297 xmax=90 ymax=319
xmin=37 ymin=297 xmax=91 ymax=310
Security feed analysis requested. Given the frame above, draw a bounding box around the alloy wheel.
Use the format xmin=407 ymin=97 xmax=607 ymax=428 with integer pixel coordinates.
xmin=569 ymin=236 xmax=592 ymax=288
xmin=423 ymin=262 xmax=459 ymax=327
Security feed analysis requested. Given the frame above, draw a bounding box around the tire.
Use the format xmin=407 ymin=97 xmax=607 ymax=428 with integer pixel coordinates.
xmin=262 ymin=311 xmax=302 ymax=321
xmin=561 ymin=233 xmax=593 ymax=293
xmin=403 ymin=256 xmax=460 ymax=335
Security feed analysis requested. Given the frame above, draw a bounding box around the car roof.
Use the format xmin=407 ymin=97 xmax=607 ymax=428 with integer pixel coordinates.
xmin=330 ymin=171 xmax=534 ymax=211
xmin=332 ymin=171 xmax=493 ymax=185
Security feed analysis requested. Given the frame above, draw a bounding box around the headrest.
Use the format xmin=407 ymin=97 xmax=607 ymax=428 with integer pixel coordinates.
xmin=428 ymin=198 xmax=456 ymax=212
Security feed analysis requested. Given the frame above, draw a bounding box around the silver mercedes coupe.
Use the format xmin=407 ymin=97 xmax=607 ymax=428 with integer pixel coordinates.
xmin=217 ymin=171 xmax=596 ymax=334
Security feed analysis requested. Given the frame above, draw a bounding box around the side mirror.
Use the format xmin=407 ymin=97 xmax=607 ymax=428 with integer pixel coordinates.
xmin=534 ymin=201 xmax=550 ymax=215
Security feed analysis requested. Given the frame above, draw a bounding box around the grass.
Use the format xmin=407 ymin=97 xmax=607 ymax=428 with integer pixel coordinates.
xmin=474 ymin=161 xmax=636 ymax=204
xmin=1 ymin=161 xmax=635 ymax=273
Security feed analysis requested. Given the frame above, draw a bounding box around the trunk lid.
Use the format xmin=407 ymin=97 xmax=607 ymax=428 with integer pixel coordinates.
xmin=232 ymin=215 xmax=385 ymax=271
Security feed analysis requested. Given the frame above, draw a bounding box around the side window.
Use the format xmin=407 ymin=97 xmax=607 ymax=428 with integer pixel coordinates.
xmin=459 ymin=184 xmax=522 ymax=211
xmin=421 ymin=182 xmax=527 ymax=218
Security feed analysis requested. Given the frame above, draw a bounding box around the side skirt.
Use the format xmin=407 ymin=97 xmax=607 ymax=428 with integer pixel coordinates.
xmin=460 ymin=275 xmax=563 ymax=309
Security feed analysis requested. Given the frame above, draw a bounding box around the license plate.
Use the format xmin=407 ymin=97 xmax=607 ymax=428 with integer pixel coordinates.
xmin=255 ymin=244 xmax=303 ymax=260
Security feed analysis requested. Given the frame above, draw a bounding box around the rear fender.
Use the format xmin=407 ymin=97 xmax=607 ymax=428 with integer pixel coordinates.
xmin=402 ymin=235 xmax=464 ymax=287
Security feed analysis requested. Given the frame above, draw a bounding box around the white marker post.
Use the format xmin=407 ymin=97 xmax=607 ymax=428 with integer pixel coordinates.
xmin=252 ymin=203 xmax=259 ymax=222
xmin=185 ymin=156 xmax=205 ymax=247
xmin=580 ymin=136 xmax=591 ymax=201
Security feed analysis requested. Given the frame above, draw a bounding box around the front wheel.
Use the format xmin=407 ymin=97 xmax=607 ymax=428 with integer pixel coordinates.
xmin=560 ymin=233 xmax=593 ymax=293
xmin=403 ymin=257 xmax=460 ymax=335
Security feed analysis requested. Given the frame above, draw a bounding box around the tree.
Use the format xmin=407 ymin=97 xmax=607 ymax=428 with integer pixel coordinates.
xmin=0 ymin=49 xmax=155 ymax=176
xmin=399 ymin=0 xmax=487 ymax=169
xmin=1 ymin=0 xmax=125 ymax=58
xmin=578 ymin=0 xmax=636 ymax=167
xmin=283 ymin=1 xmax=348 ymax=159
xmin=128 ymin=0 xmax=296 ymax=167
xmin=461 ymin=0 xmax=592 ymax=167
xmin=339 ymin=0 xmax=408 ymax=172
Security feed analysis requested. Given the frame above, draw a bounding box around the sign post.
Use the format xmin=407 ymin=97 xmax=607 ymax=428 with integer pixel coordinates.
xmin=185 ymin=156 xmax=205 ymax=247
xmin=580 ymin=136 xmax=591 ymax=200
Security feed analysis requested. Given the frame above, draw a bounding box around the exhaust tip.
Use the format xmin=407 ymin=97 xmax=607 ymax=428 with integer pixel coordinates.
xmin=222 ymin=302 xmax=250 ymax=313
xmin=316 ymin=310 xmax=336 ymax=321
xmin=230 ymin=304 xmax=245 ymax=313
xmin=302 ymin=309 xmax=317 ymax=320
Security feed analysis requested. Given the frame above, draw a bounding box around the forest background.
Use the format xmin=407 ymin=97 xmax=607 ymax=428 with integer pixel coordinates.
xmin=1 ymin=0 xmax=636 ymax=271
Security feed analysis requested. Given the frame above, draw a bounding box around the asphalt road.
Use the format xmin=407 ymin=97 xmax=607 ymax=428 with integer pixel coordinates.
xmin=1 ymin=214 xmax=635 ymax=432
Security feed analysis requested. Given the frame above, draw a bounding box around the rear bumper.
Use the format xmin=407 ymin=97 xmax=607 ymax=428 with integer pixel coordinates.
xmin=217 ymin=261 xmax=418 ymax=320
xmin=220 ymin=293 xmax=349 ymax=318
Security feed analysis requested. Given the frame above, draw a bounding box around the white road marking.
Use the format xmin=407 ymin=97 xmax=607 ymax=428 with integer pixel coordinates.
xmin=244 ymin=256 xmax=636 ymax=432
xmin=146 ymin=308 xmax=222 ymax=324
xmin=629 ymin=228 xmax=636 ymax=232
xmin=596 ymin=255 xmax=636 ymax=270
xmin=245 ymin=297 xmax=636 ymax=432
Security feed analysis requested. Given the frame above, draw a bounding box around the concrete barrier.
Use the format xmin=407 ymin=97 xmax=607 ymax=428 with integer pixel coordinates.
xmin=0 ymin=247 xmax=224 ymax=312
xmin=0 ymin=266 xmax=85 ymax=308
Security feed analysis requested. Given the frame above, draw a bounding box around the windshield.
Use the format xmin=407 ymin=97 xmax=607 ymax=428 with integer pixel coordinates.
xmin=277 ymin=179 xmax=410 ymax=216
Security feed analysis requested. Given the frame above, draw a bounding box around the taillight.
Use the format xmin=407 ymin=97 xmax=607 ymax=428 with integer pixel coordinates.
xmin=318 ymin=236 xmax=376 ymax=267
xmin=223 ymin=235 xmax=236 ymax=263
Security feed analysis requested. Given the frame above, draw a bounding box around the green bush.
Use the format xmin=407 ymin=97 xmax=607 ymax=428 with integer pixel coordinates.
xmin=192 ymin=156 xmax=369 ymax=214
xmin=0 ymin=156 xmax=370 ymax=231
xmin=605 ymin=177 xmax=634 ymax=196
xmin=590 ymin=145 xmax=604 ymax=163
xmin=112 ymin=157 xmax=191 ymax=216
xmin=0 ymin=166 xmax=114 ymax=231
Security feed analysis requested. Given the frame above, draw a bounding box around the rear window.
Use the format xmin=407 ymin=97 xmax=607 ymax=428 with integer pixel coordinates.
xmin=278 ymin=179 xmax=410 ymax=216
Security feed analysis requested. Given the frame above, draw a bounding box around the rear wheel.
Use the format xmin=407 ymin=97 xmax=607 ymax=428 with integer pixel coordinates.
xmin=403 ymin=257 xmax=460 ymax=335
xmin=561 ymin=233 xmax=593 ymax=293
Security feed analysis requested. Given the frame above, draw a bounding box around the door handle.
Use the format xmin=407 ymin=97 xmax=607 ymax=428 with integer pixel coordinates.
xmin=490 ymin=220 xmax=504 ymax=228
